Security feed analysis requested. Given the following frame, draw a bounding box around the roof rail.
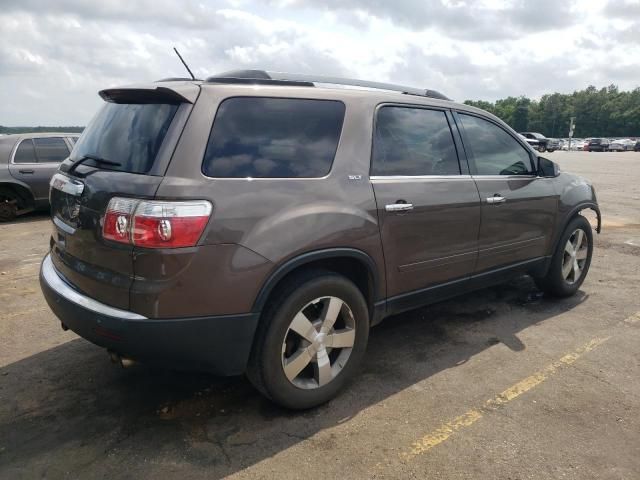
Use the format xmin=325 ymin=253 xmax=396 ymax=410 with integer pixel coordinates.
xmin=205 ymin=70 xmax=451 ymax=101
xmin=155 ymin=77 xmax=203 ymax=82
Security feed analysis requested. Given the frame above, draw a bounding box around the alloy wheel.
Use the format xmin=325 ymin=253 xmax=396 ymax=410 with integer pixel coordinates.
xmin=562 ymin=228 xmax=589 ymax=284
xmin=281 ymin=296 xmax=356 ymax=389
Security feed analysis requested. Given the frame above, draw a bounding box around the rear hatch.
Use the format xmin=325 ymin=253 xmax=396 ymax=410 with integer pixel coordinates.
xmin=49 ymin=84 xmax=198 ymax=310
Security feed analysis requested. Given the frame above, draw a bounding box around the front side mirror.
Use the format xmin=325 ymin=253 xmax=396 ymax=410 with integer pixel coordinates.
xmin=537 ymin=156 xmax=560 ymax=177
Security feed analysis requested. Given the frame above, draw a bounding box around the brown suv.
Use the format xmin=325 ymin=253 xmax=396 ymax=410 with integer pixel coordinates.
xmin=40 ymin=71 xmax=601 ymax=409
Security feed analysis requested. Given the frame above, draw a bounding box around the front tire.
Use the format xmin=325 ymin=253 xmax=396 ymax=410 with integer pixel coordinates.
xmin=247 ymin=270 xmax=369 ymax=409
xmin=534 ymin=215 xmax=593 ymax=297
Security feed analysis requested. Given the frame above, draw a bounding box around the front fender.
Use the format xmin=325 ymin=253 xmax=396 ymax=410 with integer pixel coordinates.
xmin=552 ymin=172 xmax=601 ymax=250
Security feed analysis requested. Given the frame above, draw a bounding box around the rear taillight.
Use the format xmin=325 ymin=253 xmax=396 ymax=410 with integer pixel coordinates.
xmin=103 ymin=198 xmax=137 ymax=244
xmin=103 ymin=197 xmax=212 ymax=248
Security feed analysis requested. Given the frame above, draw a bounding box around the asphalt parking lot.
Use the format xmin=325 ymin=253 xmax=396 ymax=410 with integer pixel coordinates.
xmin=1 ymin=151 xmax=639 ymax=479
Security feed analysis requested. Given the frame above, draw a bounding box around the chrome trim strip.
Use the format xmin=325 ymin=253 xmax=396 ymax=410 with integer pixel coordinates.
xmin=41 ymin=254 xmax=147 ymax=320
xmin=472 ymin=175 xmax=537 ymax=180
xmin=53 ymin=215 xmax=76 ymax=235
xmin=370 ymin=175 xmax=473 ymax=180
xmin=50 ymin=173 xmax=84 ymax=196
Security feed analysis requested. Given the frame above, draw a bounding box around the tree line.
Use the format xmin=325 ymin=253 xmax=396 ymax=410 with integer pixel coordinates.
xmin=464 ymin=85 xmax=640 ymax=138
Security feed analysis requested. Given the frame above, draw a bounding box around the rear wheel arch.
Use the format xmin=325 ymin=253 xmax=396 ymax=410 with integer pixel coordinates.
xmin=252 ymin=248 xmax=381 ymax=320
xmin=0 ymin=182 xmax=35 ymax=210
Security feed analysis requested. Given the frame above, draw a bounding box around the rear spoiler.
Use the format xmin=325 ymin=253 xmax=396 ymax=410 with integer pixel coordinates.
xmin=99 ymin=84 xmax=199 ymax=104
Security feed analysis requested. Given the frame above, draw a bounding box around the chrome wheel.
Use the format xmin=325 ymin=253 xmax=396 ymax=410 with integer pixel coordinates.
xmin=281 ymin=296 xmax=356 ymax=390
xmin=562 ymin=228 xmax=589 ymax=284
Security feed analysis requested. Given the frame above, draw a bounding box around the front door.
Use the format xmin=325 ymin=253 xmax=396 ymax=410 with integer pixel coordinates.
xmin=455 ymin=112 xmax=558 ymax=273
xmin=370 ymin=105 xmax=481 ymax=299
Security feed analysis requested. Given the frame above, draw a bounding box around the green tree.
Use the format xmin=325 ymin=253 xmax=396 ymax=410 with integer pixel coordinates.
xmin=464 ymin=84 xmax=640 ymax=137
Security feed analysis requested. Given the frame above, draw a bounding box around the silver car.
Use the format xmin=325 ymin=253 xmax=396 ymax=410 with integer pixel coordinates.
xmin=0 ymin=133 xmax=79 ymax=221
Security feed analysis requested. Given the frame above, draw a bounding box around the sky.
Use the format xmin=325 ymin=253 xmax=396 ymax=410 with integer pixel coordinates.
xmin=1 ymin=0 xmax=639 ymax=126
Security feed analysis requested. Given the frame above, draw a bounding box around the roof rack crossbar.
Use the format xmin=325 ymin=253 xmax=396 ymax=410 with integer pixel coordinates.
xmin=204 ymin=70 xmax=451 ymax=101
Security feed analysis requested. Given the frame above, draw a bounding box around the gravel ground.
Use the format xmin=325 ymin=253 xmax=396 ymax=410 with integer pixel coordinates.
xmin=0 ymin=151 xmax=639 ymax=479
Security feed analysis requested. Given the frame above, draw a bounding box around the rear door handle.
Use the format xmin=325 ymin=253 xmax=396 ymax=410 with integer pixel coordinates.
xmin=19 ymin=169 xmax=35 ymax=174
xmin=486 ymin=195 xmax=506 ymax=204
xmin=385 ymin=202 xmax=414 ymax=212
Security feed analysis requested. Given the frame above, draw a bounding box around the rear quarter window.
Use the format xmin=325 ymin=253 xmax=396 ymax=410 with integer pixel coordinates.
xmin=13 ymin=139 xmax=37 ymax=164
xmin=202 ymin=97 xmax=345 ymax=178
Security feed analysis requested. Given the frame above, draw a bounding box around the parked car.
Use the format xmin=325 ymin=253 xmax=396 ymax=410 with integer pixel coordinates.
xmin=519 ymin=132 xmax=550 ymax=152
xmin=39 ymin=71 xmax=601 ymax=409
xmin=619 ymin=139 xmax=636 ymax=151
xmin=561 ymin=139 xmax=583 ymax=151
xmin=545 ymin=138 xmax=560 ymax=152
xmin=518 ymin=133 xmax=539 ymax=150
xmin=609 ymin=139 xmax=629 ymax=151
xmin=586 ymin=138 xmax=610 ymax=152
xmin=0 ymin=133 xmax=79 ymax=221
xmin=635 ymin=140 xmax=640 ymax=152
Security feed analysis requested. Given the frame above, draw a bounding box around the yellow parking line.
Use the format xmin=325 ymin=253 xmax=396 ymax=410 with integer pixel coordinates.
xmin=624 ymin=312 xmax=640 ymax=324
xmin=401 ymin=336 xmax=610 ymax=461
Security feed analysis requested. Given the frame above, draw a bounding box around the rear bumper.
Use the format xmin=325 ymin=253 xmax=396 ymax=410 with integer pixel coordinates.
xmin=39 ymin=254 xmax=260 ymax=375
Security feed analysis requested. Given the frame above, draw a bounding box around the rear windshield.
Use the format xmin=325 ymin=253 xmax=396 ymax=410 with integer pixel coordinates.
xmin=202 ymin=97 xmax=345 ymax=178
xmin=70 ymin=102 xmax=178 ymax=174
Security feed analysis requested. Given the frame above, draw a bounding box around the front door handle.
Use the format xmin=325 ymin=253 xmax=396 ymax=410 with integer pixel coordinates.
xmin=486 ymin=195 xmax=506 ymax=204
xmin=385 ymin=202 xmax=414 ymax=212
xmin=19 ymin=169 xmax=35 ymax=174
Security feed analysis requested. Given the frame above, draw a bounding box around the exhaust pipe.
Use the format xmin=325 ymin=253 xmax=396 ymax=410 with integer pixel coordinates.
xmin=108 ymin=350 xmax=136 ymax=368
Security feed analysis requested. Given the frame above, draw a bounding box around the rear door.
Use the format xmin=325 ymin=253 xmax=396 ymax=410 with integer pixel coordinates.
xmin=9 ymin=137 xmax=70 ymax=201
xmin=455 ymin=112 xmax=557 ymax=273
xmin=370 ymin=105 xmax=481 ymax=299
xmin=49 ymin=91 xmax=193 ymax=310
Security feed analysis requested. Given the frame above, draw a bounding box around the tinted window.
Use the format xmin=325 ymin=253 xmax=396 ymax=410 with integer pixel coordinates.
xmin=459 ymin=114 xmax=534 ymax=175
xmin=71 ymin=103 xmax=178 ymax=174
xmin=203 ymin=98 xmax=345 ymax=178
xmin=13 ymin=139 xmax=37 ymax=164
xmin=372 ymin=107 xmax=460 ymax=176
xmin=33 ymin=137 xmax=70 ymax=163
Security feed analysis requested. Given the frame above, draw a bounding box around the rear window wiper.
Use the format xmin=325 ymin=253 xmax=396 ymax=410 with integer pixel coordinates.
xmin=68 ymin=154 xmax=122 ymax=173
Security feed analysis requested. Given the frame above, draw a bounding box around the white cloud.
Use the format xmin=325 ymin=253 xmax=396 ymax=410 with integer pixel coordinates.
xmin=0 ymin=0 xmax=639 ymax=125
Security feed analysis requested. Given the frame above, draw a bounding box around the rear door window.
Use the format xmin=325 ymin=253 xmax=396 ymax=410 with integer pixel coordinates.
xmin=13 ymin=139 xmax=37 ymax=164
xmin=33 ymin=137 xmax=70 ymax=163
xmin=372 ymin=106 xmax=460 ymax=176
xmin=70 ymin=103 xmax=178 ymax=174
xmin=203 ymin=97 xmax=345 ymax=178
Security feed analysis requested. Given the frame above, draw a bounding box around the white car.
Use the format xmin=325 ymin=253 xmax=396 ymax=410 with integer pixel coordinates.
xmin=610 ymin=139 xmax=635 ymax=151
xmin=562 ymin=139 xmax=585 ymax=151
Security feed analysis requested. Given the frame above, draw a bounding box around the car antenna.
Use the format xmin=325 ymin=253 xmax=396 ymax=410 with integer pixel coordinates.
xmin=173 ymin=47 xmax=195 ymax=80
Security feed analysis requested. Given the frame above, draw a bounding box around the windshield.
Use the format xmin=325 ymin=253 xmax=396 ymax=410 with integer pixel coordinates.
xmin=70 ymin=102 xmax=178 ymax=174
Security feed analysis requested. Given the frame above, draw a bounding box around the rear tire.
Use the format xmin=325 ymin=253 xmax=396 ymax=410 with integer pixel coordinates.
xmin=247 ymin=270 xmax=369 ymax=409
xmin=534 ymin=215 xmax=593 ymax=297
xmin=0 ymin=197 xmax=17 ymax=222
